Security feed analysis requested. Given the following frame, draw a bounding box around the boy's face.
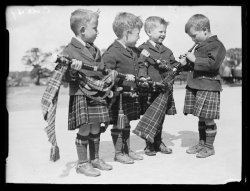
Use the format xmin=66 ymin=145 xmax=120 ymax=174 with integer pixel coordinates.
xmin=187 ymin=27 xmax=207 ymax=44
xmin=148 ymin=24 xmax=166 ymax=44
xmin=81 ymin=17 xmax=99 ymax=43
xmin=126 ymin=28 xmax=140 ymax=47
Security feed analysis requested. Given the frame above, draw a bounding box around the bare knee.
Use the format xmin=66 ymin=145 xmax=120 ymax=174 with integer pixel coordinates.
xmin=90 ymin=123 xmax=101 ymax=134
xmin=78 ymin=124 xmax=90 ymax=136
xmin=204 ymin=119 xmax=215 ymax=126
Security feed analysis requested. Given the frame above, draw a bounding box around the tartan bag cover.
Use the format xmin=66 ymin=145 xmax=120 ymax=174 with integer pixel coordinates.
xmin=132 ymin=71 xmax=175 ymax=143
xmin=41 ymin=63 xmax=67 ymax=147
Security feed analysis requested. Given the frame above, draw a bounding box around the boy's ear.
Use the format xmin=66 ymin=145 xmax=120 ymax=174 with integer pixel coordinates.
xmin=80 ymin=26 xmax=85 ymax=34
xmin=146 ymin=29 xmax=151 ymax=36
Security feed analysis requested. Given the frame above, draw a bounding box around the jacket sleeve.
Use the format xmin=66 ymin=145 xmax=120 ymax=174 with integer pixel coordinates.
xmin=194 ymin=44 xmax=225 ymax=72
xmin=169 ymin=51 xmax=179 ymax=67
xmin=61 ymin=50 xmax=77 ymax=83
xmin=137 ymin=46 xmax=148 ymax=78
xmin=102 ymin=51 xmax=117 ymax=70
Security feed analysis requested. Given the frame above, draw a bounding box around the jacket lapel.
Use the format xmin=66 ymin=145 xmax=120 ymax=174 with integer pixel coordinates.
xmin=113 ymin=40 xmax=133 ymax=58
xmin=70 ymin=38 xmax=95 ymax=61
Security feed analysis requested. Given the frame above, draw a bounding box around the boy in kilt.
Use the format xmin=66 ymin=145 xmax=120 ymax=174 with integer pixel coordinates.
xmin=180 ymin=14 xmax=226 ymax=158
xmin=62 ymin=9 xmax=113 ymax=177
xmin=102 ymin=12 xmax=148 ymax=164
xmin=136 ymin=16 xmax=179 ymax=156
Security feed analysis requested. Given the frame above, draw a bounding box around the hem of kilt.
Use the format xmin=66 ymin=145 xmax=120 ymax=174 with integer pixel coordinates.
xmin=183 ymin=111 xmax=219 ymax=120
xmin=132 ymin=129 xmax=154 ymax=143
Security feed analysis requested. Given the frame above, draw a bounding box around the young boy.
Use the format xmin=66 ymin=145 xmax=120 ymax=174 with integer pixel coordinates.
xmin=62 ymin=9 xmax=113 ymax=177
xmin=102 ymin=12 xmax=146 ymax=164
xmin=180 ymin=14 xmax=226 ymax=158
xmin=137 ymin=16 xmax=179 ymax=156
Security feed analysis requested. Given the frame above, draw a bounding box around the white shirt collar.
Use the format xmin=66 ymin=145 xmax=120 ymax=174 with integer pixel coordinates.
xmin=74 ymin=36 xmax=86 ymax=46
xmin=149 ymin=40 xmax=157 ymax=47
xmin=116 ymin=39 xmax=127 ymax=49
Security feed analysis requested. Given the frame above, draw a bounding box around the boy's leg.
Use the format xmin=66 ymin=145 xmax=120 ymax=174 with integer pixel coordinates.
xmin=154 ymin=115 xmax=172 ymax=154
xmin=111 ymin=125 xmax=134 ymax=164
xmin=123 ymin=125 xmax=143 ymax=160
xmin=154 ymin=128 xmax=172 ymax=154
xmin=89 ymin=123 xmax=113 ymax=170
xmin=196 ymin=119 xmax=216 ymax=158
xmin=186 ymin=118 xmax=206 ymax=154
xmin=75 ymin=124 xmax=101 ymax=177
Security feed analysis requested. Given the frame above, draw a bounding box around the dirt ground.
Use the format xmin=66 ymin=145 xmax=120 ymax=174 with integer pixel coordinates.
xmin=6 ymin=84 xmax=243 ymax=184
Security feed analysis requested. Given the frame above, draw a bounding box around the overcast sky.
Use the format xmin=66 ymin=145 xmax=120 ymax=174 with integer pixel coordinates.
xmin=6 ymin=5 xmax=242 ymax=71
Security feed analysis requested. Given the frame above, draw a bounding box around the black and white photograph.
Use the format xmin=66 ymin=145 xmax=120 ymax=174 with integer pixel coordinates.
xmin=6 ymin=5 xmax=244 ymax=184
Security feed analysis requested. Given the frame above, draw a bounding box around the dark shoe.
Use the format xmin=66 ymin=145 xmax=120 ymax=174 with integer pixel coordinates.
xmin=114 ymin=153 xmax=134 ymax=164
xmin=186 ymin=143 xmax=204 ymax=154
xmin=128 ymin=150 xmax=143 ymax=160
xmin=196 ymin=147 xmax=215 ymax=158
xmin=155 ymin=141 xmax=172 ymax=154
xmin=91 ymin=158 xmax=113 ymax=170
xmin=76 ymin=162 xmax=101 ymax=177
xmin=144 ymin=142 xmax=156 ymax=156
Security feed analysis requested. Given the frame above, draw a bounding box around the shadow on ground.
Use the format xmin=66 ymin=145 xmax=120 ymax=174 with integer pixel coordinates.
xmin=58 ymin=130 xmax=198 ymax=178
xmin=99 ymin=130 xmax=198 ymax=162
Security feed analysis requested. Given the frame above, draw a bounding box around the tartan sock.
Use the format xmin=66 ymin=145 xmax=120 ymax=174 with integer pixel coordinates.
xmin=204 ymin=124 xmax=217 ymax=150
xmin=111 ymin=129 xmax=123 ymax=155
xmin=123 ymin=126 xmax=131 ymax=154
xmin=89 ymin=133 xmax=100 ymax=160
xmin=75 ymin=133 xmax=89 ymax=164
xmin=198 ymin=121 xmax=206 ymax=145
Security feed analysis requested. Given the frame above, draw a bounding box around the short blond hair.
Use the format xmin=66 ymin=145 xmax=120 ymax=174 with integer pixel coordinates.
xmin=70 ymin=9 xmax=100 ymax=35
xmin=112 ymin=12 xmax=143 ymax=38
xmin=144 ymin=16 xmax=169 ymax=35
xmin=185 ymin=14 xmax=211 ymax=33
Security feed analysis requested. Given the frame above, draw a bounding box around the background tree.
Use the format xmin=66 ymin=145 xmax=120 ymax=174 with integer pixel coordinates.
xmin=22 ymin=48 xmax=52 ymax=85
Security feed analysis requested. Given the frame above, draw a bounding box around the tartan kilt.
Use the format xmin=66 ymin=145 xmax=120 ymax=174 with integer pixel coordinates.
xmin=183 ymin=86 xmax=220 ymax=119
xmin=109 ymin=95 xmax=140 ymax=125
xmin=68 ymin=95 xmax=109 ymax=130
xmin=140 ymin=90 xmax=177 ymax=116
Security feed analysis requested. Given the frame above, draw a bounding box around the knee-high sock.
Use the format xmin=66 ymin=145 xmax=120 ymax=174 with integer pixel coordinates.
xmin=111 ymin=129 xmax=123 ymax=155
xmin=89 ymin=133 xmax=100 ymax=160
xmin=75 ymin=133 xmax=89 ymax=164
xmin=198 ymin=121 xmax=206 ymax=145
xmin=123 ymin=126 xmax=131 ymax=154
xmin=205 ymin=124 xmax=217 ymax=150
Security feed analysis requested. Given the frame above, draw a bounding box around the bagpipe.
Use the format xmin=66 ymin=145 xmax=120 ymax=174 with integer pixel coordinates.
xmin=51 ymin=54 xmax=168 ymax=101
xmin=132 ymin=43 xmax=198 ymax=143
xmin=140 ymin=51 xmax=172 ymax=70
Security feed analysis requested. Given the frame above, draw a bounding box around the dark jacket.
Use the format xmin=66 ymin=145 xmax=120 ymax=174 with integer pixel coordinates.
xmin=185 ymin=35 xmax=226 ymax=91
xmin=102 ymin=40 xmax=139 ymax=88
xmin=63 ymin=37 xmax=105 ymax=95
xmin=137 ymin=40 xmax=179 ymax=82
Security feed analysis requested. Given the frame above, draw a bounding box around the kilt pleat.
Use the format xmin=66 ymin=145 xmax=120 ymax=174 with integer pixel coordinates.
xmin=183 ymin=86 xmax=220 ymax=119
xmin=68 ymin=95 xmax=109 ymax=130
xmin=109 ymin=95 xmax=140 ymax=124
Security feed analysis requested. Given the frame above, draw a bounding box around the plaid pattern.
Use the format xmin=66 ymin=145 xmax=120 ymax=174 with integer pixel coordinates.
xmin=41 ymin=64 xmax=68 ymax=146
xmin=41 ymin=58 xmax=117 ymax=149
xmin=109 ymin=96 xmax=140 ymax=125
xmin=133 ymin=69 xmax=179 ymax=143
xmin=183 ymin=86 xmax=220 ymax=119
xmin=80 ymin=70 xmax=118 ymax=92
xmin=133 ymin=89 xmax=172 ymax=143
xmin=140 ymin=89 xmax=177 ymax=115
xmin=68 ymin=95 xmax=109 ymax=130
